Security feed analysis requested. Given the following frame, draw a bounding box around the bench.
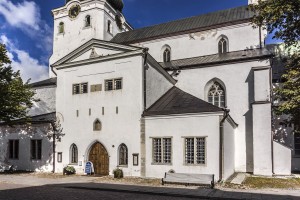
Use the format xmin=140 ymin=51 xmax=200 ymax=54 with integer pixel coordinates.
xmin=162 ymin=172 xmax=215 ymax=188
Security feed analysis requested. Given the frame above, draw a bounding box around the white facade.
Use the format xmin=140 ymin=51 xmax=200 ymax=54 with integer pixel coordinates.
xmin=0 ymin=0 xmax=292 ymax=179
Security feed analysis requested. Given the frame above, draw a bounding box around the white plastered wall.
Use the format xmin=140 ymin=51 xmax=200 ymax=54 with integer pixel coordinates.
xmin=144 ymin=114 xmax=222 ymax=180
xmin=223 ymin=119 xmax=235 ymax=180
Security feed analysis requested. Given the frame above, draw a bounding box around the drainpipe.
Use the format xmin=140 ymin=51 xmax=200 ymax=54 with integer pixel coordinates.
xmin=50 ymin=121 xmax=56 ymax=173
xmin=51 ymin=65 xmax=57 ymax=76
xmin=142 ymin=48 xmax=149 ymax=111
xmin=219 ymin=108 xmax=230 ymax=182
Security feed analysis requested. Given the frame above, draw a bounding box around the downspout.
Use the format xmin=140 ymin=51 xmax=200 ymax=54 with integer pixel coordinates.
xmin=269 ymin=64 xmax=275 ymax=175
xmin=142 ymin=48 xmax=149 ymax=111
xmin=50 ymin=121 xmax=56 ymax=173
xmin=51 ymin=65 xmax=57 ymax=76
xmin=219 ymin=108 xmax=230 ymax=182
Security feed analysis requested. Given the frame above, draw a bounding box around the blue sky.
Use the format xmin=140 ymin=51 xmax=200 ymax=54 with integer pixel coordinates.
xmin=0 ymin=0 xmax=274 ymax=82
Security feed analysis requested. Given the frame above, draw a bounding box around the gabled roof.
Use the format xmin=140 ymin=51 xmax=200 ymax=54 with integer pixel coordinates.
xmin=143 ymin=87 xmax=223 ymax=117
xmin=51 ymin=39 xmax=143 ymax=68
xmin=29 ymin=78 xmax=57 ymax=88
xmin=111 ymin=6 xmax=254 ymax=44
xmin=159 ymin=48 xmax=272 ymax=70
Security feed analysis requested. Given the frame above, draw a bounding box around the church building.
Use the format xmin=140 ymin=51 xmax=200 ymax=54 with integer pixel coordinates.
xmin=0 ymin=0 xmax=292 ymax=181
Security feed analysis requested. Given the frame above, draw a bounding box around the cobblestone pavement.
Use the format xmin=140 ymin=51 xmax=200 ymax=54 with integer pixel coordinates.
xmin=0 ymin=174 xmax=300 ymax=200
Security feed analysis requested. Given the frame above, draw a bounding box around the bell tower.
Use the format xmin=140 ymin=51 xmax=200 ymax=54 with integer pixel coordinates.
xmin=49 ymin=0 xmax=132 ymax=77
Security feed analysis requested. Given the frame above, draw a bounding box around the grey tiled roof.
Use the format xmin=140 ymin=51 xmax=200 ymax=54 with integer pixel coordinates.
xmin=30 ymin=78 xmax=57 ymax=88
xmin=160 ymin=48 xmax=272 ymax=70
xmin=30 ymin=112 xmax=56 ymax=123
xmin=111 ymin=6 xmax=254 ymax=44
xmin=143 ymin=87 xmax=223 ymax=116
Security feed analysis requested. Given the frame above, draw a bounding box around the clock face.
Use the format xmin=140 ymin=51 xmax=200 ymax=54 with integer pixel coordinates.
xmin=69 ymin=5 xmax=81 ymax=19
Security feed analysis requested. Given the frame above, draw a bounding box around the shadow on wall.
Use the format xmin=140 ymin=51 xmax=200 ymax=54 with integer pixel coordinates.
xmin=0 ymin=123 xmax=53 ymax=172
xmin=244 ymin=69 xmax=254 ymax=173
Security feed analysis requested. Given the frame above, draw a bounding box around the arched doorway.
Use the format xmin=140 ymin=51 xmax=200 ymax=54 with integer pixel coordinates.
xmin=88 ymin=142 xmax=109 ymax=175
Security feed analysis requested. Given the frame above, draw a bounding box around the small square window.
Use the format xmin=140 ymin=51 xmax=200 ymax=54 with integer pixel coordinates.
xmin=114 ymin=79 xmax=122 ymax=90
xmin=105 ymin=80 xmax=114 ymax=91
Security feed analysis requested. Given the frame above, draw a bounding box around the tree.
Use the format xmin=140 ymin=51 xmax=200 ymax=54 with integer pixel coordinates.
xmin=0 ymin=43 xmax=35 ymax=124
xmin=250 ymin=0 xmax=300 ymax=132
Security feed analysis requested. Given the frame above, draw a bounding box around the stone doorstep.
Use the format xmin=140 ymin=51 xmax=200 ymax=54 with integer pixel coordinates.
xmin=230 ymin=173 xmax=247 ymax=185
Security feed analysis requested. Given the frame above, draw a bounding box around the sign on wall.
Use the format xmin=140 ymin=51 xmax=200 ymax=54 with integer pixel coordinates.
xmin=85 ymin=161 xmax=94 ymax=175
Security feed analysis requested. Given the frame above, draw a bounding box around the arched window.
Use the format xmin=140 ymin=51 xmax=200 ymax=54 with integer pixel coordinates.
xmin=218 ymin=38 xmax=228 ymax=54
xmin=107 ymin=20 xmax=112 ymax=33
xmin=85 ymin=15 xmax=91 ymax=27
xmin=118 ymin=144 xmax=128 ymax=166
xmin=70 ymin=144 xmax=78 ymax=164
xmin=163 ymin=48 xmax=171 ymax=62
xmin=93 ymin=119 xmax=102 ymax=131
xmin=208 ymin=82 xmax=225 ymax=107
xmin=59 ymin=22 xmax=64 ymax=34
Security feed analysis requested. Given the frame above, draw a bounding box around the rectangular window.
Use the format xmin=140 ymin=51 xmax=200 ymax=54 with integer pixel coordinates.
xmin=295 ymin=133 xmax=300 ymax=155
xmin=105 ymin=78 xmax=123 ymax=91
xmin=133 ymin=154 xmax=139 ymax=166
xmin=105 ymin=79 xmax=113 ymax=91
xmin=114 ymin=79 xmax=122 ymax=90
xmin=73 ymin=83 xmax=88 ymax=94
xmin=152 ymin=138 xmax=172 ymax=164
xmin=9 ymin=140 xmax=19 ymax=159
xmin=57 ymin=152 xmax=62 ymax=163
xmin=31 ymin=140 xmax=42 ymax=160
xmin=185 ymin=137 xmax=206 ymax=165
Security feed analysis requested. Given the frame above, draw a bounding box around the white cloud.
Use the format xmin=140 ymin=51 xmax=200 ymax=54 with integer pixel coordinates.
xmin=0 ymin=0 xmax=40 ymax=30
xmin=0 ymin=34 xmax=49 ymax=83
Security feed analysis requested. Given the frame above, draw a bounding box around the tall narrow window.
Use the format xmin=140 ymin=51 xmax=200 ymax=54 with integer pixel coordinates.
xmin=93 ymin=119 xmax=102 ymax=131
xmin=163 ymin=48 xmax=171 ymax=62
xmin=85 ymin=15 xmax=91 ymax=27
xmin=107 ymin=20 xmax=112 ymax=33
xmin=59 ymin=22 xmax=64 ymax=34
xmin=218 ymin=38 xmax=228 ymax=54
xmin=184 ymin=137 xmax=206 ymax=165
xmin=70 ymin=144 xmax=78 ymax=164
xmin=208 ymin=82 xmax=225 ymax=107
xmin=9 ymin=140 xmax=19 ymax=159
xmin=118 ymin=144 xmax=128 ymax=166
xmin=152 ymin=138 xmax=172 ymax=164
xmin=31 ymin=140 xmax=42 ymax=160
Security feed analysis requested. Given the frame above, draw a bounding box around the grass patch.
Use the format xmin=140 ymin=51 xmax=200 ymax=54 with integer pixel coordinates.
xmin=243 ymin=177 xmax=300 ymax=189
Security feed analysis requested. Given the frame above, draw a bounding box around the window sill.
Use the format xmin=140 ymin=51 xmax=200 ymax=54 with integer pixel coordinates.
xmin=117 ymin=165 xmax=128 ymax=168
xmin=184 ymin=163 xmax=206 ymax=166
xmin=69 ymin=163 xmax=78 ymax=166
xmin=151 ymin=163 xmax=172 ymax=166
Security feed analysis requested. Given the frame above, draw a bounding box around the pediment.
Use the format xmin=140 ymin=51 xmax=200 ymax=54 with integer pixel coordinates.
xmin=52 ymin=39 xmax=142 ymax=67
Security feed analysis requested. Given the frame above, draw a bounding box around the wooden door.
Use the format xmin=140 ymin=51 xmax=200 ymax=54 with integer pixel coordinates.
xmin=88 ymin=142 xmax=109 ymax=175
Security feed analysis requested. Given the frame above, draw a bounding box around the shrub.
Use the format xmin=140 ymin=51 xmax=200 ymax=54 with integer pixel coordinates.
xmin=63 ymin=166 xmax=76 ymax=175
xmin=113 ymin=168 xmax=123 ymax=179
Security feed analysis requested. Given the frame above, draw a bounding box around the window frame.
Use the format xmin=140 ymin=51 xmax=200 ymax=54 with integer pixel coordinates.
xmin=163 ymin=48 xmax=171 ymax=62
xmin=58 ymin=22 xmax=65 ymax=34
xmin=118 ymin=144 xmax=128 ymax=166
xmin=183 ymin=137 xmax=207 ymax=166
xmin=93 ymin=119 xmax=102 ymax=131
xmin=84 ymin=15 xmax=91 ymax=27
xmin=31 ymin=140 xmax=42 ymax=160
xmin=218 ymin=37 xmax=228 ymax=54
xmin=73 ymin=82 xmax=89 ymax=95
xmin=8 ymin=140 xmax=19 ymax=160
xmin=105 ymin=78 xmax=123 ymax=91
xmin=294 ymin=133 xmax=300 ymax=156
xmin=207 ymin=82 xmax=226 ymax=108
xmin=152 ymin=137 xmax=172 ymax=165
xmin=70 ymin=144 xmax=78 ymax=165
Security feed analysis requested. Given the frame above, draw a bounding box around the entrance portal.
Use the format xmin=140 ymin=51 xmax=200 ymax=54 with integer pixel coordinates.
xmin=88 ymin=142 xmax=109 ymax=175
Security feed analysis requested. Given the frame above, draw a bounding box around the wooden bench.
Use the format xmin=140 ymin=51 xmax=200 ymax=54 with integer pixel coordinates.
xmin=162 ymin=173 xmax=215 ymax=188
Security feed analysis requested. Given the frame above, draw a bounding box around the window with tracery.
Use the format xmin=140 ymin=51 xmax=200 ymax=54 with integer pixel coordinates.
xmin=70 ymin=144 xmax=78 ymax=164
xmin=118 ymin=144 xmax=128 ymax=166
xmin=208 ymin=82 xmax=225 ymax=107
xmin=218 ymin=38 xmax=228 ymax=54
xmin=163 ymin=48 xmax=171 ymax=62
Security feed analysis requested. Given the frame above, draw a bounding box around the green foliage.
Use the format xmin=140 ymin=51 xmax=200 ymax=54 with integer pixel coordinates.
xmin=63 ymin=166 xmax=76 ymax=175
xmin=113 ymin=168 xmax=123 ymax=179
xmin=0 ymin=43 xmax=35 ymax=124
xmin=250 ymin=0 xmax=300 ymax=132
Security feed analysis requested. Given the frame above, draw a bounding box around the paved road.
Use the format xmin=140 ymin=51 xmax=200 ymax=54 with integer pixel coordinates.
xmin=0 ymin=183 xmax=206 ymax=200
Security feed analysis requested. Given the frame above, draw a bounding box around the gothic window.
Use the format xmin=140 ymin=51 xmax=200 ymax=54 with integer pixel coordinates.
xmin=163 ymin=48 xmax=171 ymax=62
xmin=59 ymin=22 xmax=64 ymax=34
xmin=70 ymin=144 xmax=78 ymax=164
xmin=93 ymin=119 xmax=102 ymax=131
xmin=218 ymin=38 xmax=228 ymax=54
xmin=118 ymin=144 xmax=128 ymax=166
xmin=85 ymin=15 xmax=91 ymax=27
xmin=208 ymin=82 xmax=225 ymax=107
